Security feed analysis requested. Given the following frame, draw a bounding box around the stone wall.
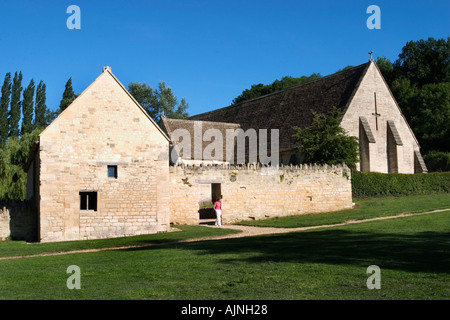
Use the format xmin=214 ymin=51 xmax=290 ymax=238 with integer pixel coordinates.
xmin=36 ymin=68 xmax=170 ymax=242
xmin=0 ymin=207 xmax=10 ymax=240
xmin=340 ymin=61 xmax=425 ymax=173
xmin=0 ymin=201 xmax=37 ymax=241
xmin=169 ymin=163 xmax=353 ymax=225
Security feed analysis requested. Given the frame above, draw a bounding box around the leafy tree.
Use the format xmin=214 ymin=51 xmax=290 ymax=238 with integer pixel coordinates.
xmin=128 ymin=82 xmax=158 ymax=118
xmin=377 ymin=37 xmax=450 ymax=154
xmin=0 ymin=139 xmax=25 ymax=200
xmin=293 ymin=108 xmax=359 ymax=170
xmin=45 ymin=109 xmax=59 ymax=126
xmin=21 ymin=79 xmax=35 ymax=135
xmin=156 ymin=81 xmax=189 ymax=120
xmin=128 ymin=81 xmax=189 ymax=122
xmin=34 ymin=80 xmax=48 ymax=129
xmin=408 ymin=82 xmax=450 ymax=153
xmin=0 ymin=128 xmax=41 ymax=201
xmin=232 ymin=73 xmax=322 ymax=104
xmin=390 ymin=78 xmax=418 ymax=121
xmin=232 ymin=83 xmax=269 ymax=104
xmin=0 ymin=73 xmax=11 ymax=147
xmin=375 ymin=56 xmax=394 ymax=85
xmin=393 ymin=37 xmax=449 ymax=87
xmin=8 ymin=71 xmax=23 ymax=138
xmin=336 ymin=65 xmax=355 ymax=72
xmin=59 ymin=77 xmax=78 ymax=112
xmin=423 ymin=151 xmax=450 ymax=172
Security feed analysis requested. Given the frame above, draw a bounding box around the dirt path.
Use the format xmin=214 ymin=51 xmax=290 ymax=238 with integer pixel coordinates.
xmin=1 ymin=209 xmax=448 ymax=261
xmin=195 ymin=208 xmax=450 ymax=240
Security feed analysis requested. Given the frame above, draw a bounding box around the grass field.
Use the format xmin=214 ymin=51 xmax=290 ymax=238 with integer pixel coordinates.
xmin=0 ymin=194 xmax=449 ymax=300
xmin=237 ymin=193 xmax=450 ymax=228
xmin=0 ymin=225 xmax=240 ymax=258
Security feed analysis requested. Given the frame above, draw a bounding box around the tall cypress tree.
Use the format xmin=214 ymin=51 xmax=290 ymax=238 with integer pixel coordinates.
xmin=21 ymin=79 xmax=35 ymax=135
xmin=59 ymin=77 xmax=76 ymax=112
xmin=0 ymin=73 xmax=12 ymax=147
xmin=34 ymin=80 xmax=48 ymax=129
xmin=8 ymin=71 xmax=23 ymax=137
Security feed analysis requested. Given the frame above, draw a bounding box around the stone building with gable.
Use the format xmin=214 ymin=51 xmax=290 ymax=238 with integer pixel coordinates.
xmin=186 ymin=59 xmax=427 ymax=174
xmin=25 ymin=67 xmax=171 ymax=242
xmin=2 ymin=58 xmax=427 ymax=242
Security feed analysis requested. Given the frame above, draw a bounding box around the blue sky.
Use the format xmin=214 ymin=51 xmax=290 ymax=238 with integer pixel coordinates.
xmin=0 ymin=0 xmax=448 ymax=116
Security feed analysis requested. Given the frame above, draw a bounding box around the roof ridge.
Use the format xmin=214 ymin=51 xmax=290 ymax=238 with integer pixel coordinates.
xmin=165 ymin=117 xmax=241 ymax=127
xmin=191 ymin=61 xmax=370 ymax=119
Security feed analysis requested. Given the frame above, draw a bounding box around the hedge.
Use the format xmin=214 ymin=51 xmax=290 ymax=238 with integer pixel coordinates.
xmin=352 ymin=171 xmax=450 ymax=197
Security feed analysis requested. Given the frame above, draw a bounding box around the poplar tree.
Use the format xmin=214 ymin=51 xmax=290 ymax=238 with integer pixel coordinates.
xmin=0 ymin=73 xmax=12 ymax=146
xmin=59 ymin=77 xmax=77 ymax=112
xmin=8 ymin=71 xmax=23 ymax=137
xmin=21 ymin=79 xmax=35 ymax=135
xmin=34 ymin=80 xmax=48 ymax=129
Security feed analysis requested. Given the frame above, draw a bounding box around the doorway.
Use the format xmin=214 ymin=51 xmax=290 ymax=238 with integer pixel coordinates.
xmin=199 ymin=183 xmax=222 ymax=223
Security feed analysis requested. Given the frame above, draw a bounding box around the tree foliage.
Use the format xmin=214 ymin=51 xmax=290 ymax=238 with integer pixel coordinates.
xmin=34 ymin=80 xmax=51 ymax=130
xmin=423 ymin=151 xmax=450 ymax=172
xmin=293 ymin=108 xmax=359 ymax=170
xmin=59 ymin=77 xmax=78 ymax=112
xmin=0 ymin=73 xmax=12 ymax=147
xmin=8 ymin=71 xmax=23 ymax=138
xmin=232 ymin=74 xmax=322 ymax=104
xmin=393 ymin=37 xmax=449 ymax=87
xmin=128 ymin=81 xmax=189 ymax=122
xmin=21 ymin=79 xmax=35 ymax=136
xmin=0 ymin=128 xmax=41 ymax=201
xmin=409 ymin=82 xmax=450 ymax=152
xmin=378 ymin=37 xmax=449 ymax=156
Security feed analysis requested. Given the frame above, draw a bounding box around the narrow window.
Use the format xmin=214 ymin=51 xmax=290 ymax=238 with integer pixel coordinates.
xmin=80 ymin=192 xmax=88 ymax=210
xmin=80 ymin=191 xmax=98 ymax=211
xmin=108 ymin=165 xmax=118 ymax=179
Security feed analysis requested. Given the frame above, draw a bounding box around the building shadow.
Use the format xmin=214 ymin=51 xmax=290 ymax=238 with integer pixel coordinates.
xmin=199 ymin=207 xmax=216 ymax=225
xmin=174 ymin=228 xmax=450 ymax=274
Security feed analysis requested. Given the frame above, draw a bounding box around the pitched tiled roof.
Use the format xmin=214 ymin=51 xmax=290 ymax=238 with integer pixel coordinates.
xmin=159 ymin=117 xmax=241 ymax=161
xmin=190 ymin=62 xmax=370 ymax=152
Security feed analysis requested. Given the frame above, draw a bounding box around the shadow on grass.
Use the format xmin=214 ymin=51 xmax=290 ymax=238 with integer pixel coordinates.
xmin=128 ymin=229 xmax=450 ymax=274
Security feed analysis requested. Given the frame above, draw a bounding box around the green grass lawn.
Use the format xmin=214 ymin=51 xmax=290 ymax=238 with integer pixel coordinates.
xmin=236 ymin=193 xmax=450 ymax=228
xmin=0 ymin=199 xmax=449 ymax=300
xmin=0 ymin=225 xmax=240 ymax=258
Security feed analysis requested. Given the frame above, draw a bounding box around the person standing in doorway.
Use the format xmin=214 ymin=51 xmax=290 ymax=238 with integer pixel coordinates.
xmin=214 ymin=195 xmax=223 ymax=227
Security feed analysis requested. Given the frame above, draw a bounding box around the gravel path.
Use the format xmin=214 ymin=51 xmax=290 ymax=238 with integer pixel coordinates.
xmin=1 ymin=209 xmax=448 ymax=260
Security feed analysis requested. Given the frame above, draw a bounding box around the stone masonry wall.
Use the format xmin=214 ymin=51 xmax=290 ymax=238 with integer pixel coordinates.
xmin=37 ymin=69 xmax=170 ymax=242
xmin=341 ymin=61 xmax=422 ymax=173
xmin=0 ymin=201 xmax=37 ymax=241
xmin=0 ymin=207 xmax=10 ymax=240
xmin=170 ymin=163 xmax=353 ymax=225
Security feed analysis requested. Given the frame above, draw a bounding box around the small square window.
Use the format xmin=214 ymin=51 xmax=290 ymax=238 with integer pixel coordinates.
xmin=108 ymin=165 xmax=118 ymax=178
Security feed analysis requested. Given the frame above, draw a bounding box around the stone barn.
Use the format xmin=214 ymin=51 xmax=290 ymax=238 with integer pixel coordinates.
xmin=26 ymin=67 xmax=171 ymax=242
xmin=9 ymin=58 xmax=420 ymax=243
xmin=190 ymin=59 xmax=428 ymax=173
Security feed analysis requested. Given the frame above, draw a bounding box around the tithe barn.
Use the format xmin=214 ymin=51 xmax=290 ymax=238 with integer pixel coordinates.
xmin=189 ymin=59 xmax=427 ymax=174
xmin=7 ymin=58 xmax=426 ymax=242
xmin=26 ymin=67 xmax=171 ymax=242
